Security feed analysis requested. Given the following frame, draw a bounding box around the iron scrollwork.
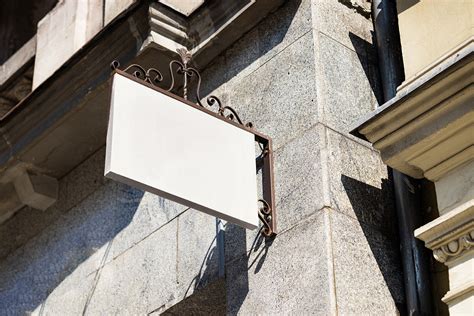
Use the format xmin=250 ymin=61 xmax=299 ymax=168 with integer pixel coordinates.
xmin=110 ymin=49 xmax=252 ymax=128
xmin=258 ymin=199 xmax=274 ymax=237
xmin=111 ymin=50 xmax=275 ymax=237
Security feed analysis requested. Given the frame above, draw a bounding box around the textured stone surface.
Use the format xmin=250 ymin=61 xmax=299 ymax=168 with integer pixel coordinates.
xmin=105 ymin=0 xmax=136 ymax=24
xmin=0 ymin=0 xmax=406 ymax=314
xmin=0 ymin=180 xmax=143 ymax=314
xmin=226 ymin=210 xmax=331 ymax=315
xmin=312 ymin=0 xmax=373 ymax=50
xmin=326 ymin=129 xmax=397 ymax=234
xmin=33 ymin=0 xmax=104 ymax=88
xmin=273 ymin=125 xmax=326 ymax=230
xmin=0 ymin=229 xmax=109 ymax=315
xmin=85 ymin=220 xmax=178 ymax=315
xmin=228 ymin=31 xmax=318 ymax=150
xmin=435 ymin=160 xmax=474 ymax=215
xmin=37 ymin=273 xmax=97 ymax=315
xmin=257 ymin=0 xmax=312 ymax=66
xmin=161 ymin=279 xmax=226 ymax=315
xmin=330 ymin=210 xmax=405 ymax=314
xmin=105 ymin=192 xmax=186 ymax=263
xmin=317 ymin=32 xmax=378 ymax=133
xmin=0 ymin=147 xmax=107 ymax=260
xmin=176 ymin=209 xmax=219 ymax=299
xmin=225 ymin=125 xmax=326 ymax=263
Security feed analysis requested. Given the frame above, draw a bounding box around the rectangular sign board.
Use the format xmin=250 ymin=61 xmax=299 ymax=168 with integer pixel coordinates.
xmin=105 ymin=73 xmax=259 ymax=229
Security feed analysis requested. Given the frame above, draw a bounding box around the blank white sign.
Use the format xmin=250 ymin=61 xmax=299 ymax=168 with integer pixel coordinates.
xmin=105 ymin=73 xmax=259 ymax=229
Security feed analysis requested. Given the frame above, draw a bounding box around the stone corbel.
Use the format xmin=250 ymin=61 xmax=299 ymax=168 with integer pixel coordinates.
xmin=13 ymin=170 xmax=58 ymax=211
xmin=0 ymin=165 xmax=58 ymax=223
xmin=142 ymin=0 xmax=285 ymax=68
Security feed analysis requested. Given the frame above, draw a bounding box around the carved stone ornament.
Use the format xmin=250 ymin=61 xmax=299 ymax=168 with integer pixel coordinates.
xmin=415 ymin=202 xmax=474 ymax=264
xmin=433 ymin=230 xmax=474 ymax=263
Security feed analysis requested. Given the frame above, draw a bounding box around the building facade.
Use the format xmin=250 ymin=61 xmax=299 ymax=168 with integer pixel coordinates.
xmin=0 ymin=0 xmax=470 ymax=315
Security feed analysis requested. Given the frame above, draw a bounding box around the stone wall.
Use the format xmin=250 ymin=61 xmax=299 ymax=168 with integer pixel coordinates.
xmin=0 ymin=0 xmax=405 ymax=315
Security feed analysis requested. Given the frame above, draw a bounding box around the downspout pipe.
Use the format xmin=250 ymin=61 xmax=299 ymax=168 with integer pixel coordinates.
xmin=371 ymin=1 xmax=433 ymax=315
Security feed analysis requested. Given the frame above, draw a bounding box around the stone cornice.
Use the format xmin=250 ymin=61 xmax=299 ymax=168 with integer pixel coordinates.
xmin=351 ymin=42 xmax=473 ymax=181
xmin=415 ymin=200 xmax=474 ymax=263
xmin=144 ymin=0 xmax=285 ymax=68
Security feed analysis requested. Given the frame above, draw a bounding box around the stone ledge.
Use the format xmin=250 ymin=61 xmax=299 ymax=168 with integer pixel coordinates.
xmin=415 ymin=200 xmax=474 ymax=264
xmin=442 ymin=280 xmax=474 ymax=306
xmin=351 ymin=42 xmax=474 ymax=181
xmin=0 ymin=36 xmax=36 ymax=87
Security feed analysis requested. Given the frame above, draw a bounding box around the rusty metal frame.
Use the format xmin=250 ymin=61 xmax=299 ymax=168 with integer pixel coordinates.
xmin=110 ymin=50 xmax=276 ymax=237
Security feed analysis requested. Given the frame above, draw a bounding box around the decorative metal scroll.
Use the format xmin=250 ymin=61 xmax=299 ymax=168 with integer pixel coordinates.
xmin=110 ymin=50 xmax=275 ymax=237
xmin=258 ymin=199 xmax=274 ymax=237
xmin=111 ymin=49 xmax=253 ymax=129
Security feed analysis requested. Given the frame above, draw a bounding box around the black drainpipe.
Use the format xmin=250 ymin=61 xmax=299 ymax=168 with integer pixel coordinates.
xmin=371 ymin=1 xmax=433 ymax=315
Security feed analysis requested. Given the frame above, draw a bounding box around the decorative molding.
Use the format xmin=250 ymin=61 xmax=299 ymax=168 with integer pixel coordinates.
xmin=433 ymin=231 xmax=474 ymax=263
xmin=442 ymin=280 xmax=474 ymax=305
xmin=351 ymin=42 xmax=474 ymax=181
xmin=415 ymin=201 xmax=474 ymax=264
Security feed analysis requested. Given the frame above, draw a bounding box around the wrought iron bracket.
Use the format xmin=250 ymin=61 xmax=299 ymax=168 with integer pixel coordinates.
xmin=256 ymin=140 xmax=277 ymax=237
xmin=111 ymin=49 xmax=252 ymax=128
xmin=110 ymin=49 xmax=276 ymax=238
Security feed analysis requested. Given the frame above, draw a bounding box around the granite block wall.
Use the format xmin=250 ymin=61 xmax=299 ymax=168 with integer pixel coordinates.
xmin=0 ymin=0 xmax=405 ymax=315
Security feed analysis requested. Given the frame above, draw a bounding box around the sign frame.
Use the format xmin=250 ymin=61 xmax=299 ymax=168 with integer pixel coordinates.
xmin=107 ymin=69 xmax=277 ymax=236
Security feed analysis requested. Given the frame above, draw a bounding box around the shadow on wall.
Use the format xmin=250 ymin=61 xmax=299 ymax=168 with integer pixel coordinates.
xmin=198 ymin=0 xmax=301 ymax=313
xmin=349 ymin=31 xmax=384 ymax=106
xmin=0 ymin=182 xmax=144 ymax=315
xmin=341 ymin=174 xmax=406 ymax=312
xmin=225 ymin=223 xmax=275 ymax=315
xmin=199 ymin=0 xmax=303 ymax=98
xmin=161 ymin=232 xmax=227 ymax=315
xmin=183 ymin=235 xmax=219 ymax=298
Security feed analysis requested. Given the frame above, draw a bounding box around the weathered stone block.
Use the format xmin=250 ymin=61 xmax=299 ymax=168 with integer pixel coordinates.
xmin=256 ymin=0 xmax=312 ymax=67
xmin=33 ymin=0 xmax=104 ymax=88
xmin=227 ymin=31 xmax=318 ymax=150
xmin=330 ymin=210 xmax=405 ymax=314
xmin=312 ymin=0 xmax=372 ymax=50
xmin=225 ymin=125 xmax=326 ymax=263
xmin=0 ymin=179 xmax=145 ymax=314
xmin=85 ymin=220 xmax=178 ymax=315
xmin=105 ymin=191 xmax=187 ymax=263
xmin=326 ymin=129 xmax=397 ymax=234
xmin=176 ymin=209 xmax=220 ymax=300
xmin=226 ymin=210 xmax=332 ymax=315
xmin=104 ymin=0 xmax=136 ymax=25
xmin=317 ymin=32 xmax=378 ymax=133
xmin=0 ymin=227 xmax=109 ymax=315
xmin=273 ymin=125 xmax=326 ymax=230
xmin=0 ymin=148 xmax=107 ymax=260
xmin=35 ymin=268 xmax=97 ymax=315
